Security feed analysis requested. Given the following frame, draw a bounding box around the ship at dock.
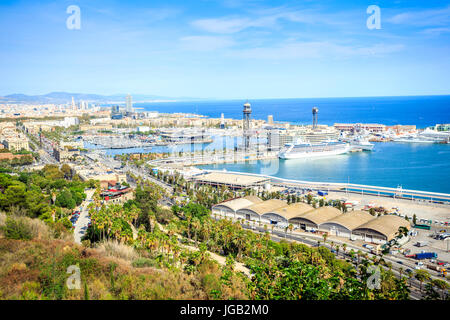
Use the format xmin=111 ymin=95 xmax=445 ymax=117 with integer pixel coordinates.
xmin=392 ymin=128 xmax=450 ymax=144
xmin=278 ymin=139 xmax=351 ymax=159
xmin=348 ymin=136 xmax=375 ymax=151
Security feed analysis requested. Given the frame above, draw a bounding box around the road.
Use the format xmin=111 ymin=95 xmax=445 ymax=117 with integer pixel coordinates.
xmin=74 ymin=189 xmax=95 ymax=244
xmin=216 ymin=218 xmax=447 ymax=299
xmin=125 ymin=163 xmax=174 ymax=193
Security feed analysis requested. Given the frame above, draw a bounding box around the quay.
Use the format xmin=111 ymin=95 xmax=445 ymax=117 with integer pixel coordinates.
xmin=193 ymin=170 xmax=450 ymax=205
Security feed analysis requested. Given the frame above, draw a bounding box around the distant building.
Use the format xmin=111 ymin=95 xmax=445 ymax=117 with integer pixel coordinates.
xmin=111 ymin=105 xmax=123 ymax=120
xmin=126 ymin=94 xmax=133 ymax=112
xmin=334 ymin=123 xmax=386 ymax=133
xmin=59 ymin=140 xmax=84 ymax=149
xmin=62 ymin=117 xmax=80 ymax=128
xmin=101 ymin=183 xmax=134 ymax=204
xmin=267 ymin=115 xmax=273 ymax=124
xmin=144 ymin=111 xmax=159 ymax=118
xmin=387 ymin=125 xmax=416 ymax=134
xmin=137 ymin=126 xmax=150 ymax=133
xmin=267 ymin=129 xmax=295 ymax=151
xmin=434 ymin=124 xmax=450 ymax=132
xmin=53 ymin=147 xmax=81 ymax=162
xmin=220 ymin=113 xmax=225 ymax=129
xmin=2 ymin=136 xmax=30 ymax=152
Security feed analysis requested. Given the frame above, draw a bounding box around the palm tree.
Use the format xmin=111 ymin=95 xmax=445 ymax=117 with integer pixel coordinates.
xmin=322 ymin=233 xmax=328 ymax=244
xmin=399 ymin=266 xmax=404 ymax=279
xmin=342 ymin=243 xmax=347 ymax=256
xmin=415 ymin=269 xmax=431 ymax=292
xmin=432 ymin=279 xmax=449 ymax=300
xmin=356 ymin=250 xmax=363 ymax=265
xmin=408 ymin=271 xmax=414 ymax=287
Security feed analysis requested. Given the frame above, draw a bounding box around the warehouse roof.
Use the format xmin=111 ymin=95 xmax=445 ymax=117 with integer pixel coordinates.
xmin=238 ymin=199 xmax=287 ymax=216
xmin=264 ymin=202 xmax=315 ymax=221
xmin=320 ymin=210 xmax=376 ymax=231
xmin=212 ymin=196 xmax=263 ymax=212
xmin=353 ymin=215 xmax=411 ymax=240
xmin=289 ymin=206 xmax=342 ymax=225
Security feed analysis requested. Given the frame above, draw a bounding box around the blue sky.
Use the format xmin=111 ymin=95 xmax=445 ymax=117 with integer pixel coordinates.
xmin=0 ymin=0 xmax=449 ymax=99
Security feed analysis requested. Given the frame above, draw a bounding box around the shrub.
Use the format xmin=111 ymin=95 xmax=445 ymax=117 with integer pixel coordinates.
xmin=2 ymin=217 xmax=32 ymax=240
xmin=26 ymin=218 xmax=52 ymax=240
xmin=96 ymin=240 xmax=138 ymax=262
xmin=132 ymin=257 xmax=158 ymax=268
xmin=0 ymin=215 xmax=52 ymax=240
xmin=201 ymin=274 xmax=222 ymax=299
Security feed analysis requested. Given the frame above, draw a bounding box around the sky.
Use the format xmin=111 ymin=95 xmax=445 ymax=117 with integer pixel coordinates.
xmin=0 ymin=0 xmax=449 ymax=99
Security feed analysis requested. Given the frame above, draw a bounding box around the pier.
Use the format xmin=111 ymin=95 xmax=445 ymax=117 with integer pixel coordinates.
xmin=200 ymin=170 xmax=450 ymax=205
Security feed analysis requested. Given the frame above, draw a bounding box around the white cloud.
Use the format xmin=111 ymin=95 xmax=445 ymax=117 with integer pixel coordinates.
xmin=179 ymin=36 xmax=235 ymax=51
xmin=226 ymin=41 xmax=404 ymax=60
xmin=190 ymin=7 xmax=348 ymax=34
xmin=420 ymin=27 xmax=450 ymax=35
xmin=191 ymin=17 xmax=254 ymax=34
xmin=388 ymin=6 xmax=450 ymax=27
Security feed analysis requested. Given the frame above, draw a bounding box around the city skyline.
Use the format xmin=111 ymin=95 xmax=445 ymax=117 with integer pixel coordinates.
xmin=0 ymin=0 xmax=449 ymax=99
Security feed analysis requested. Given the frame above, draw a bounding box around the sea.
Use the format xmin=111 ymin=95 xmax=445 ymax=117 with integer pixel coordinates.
xmin=99 ymin=95 xmax=450 ymax=194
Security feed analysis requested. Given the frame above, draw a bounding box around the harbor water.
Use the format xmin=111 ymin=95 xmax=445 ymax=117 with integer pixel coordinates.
xmin=95 ymin=95 xmax=450 ymax=194
xmin=198 ymin=142 xmax=450 ymax=194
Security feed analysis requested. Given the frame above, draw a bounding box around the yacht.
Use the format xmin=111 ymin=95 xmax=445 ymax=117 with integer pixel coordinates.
xmin=278 ymin=139 xmax=351 ymax=159
xmin=349 ymin=136 xmax=374 ymax=151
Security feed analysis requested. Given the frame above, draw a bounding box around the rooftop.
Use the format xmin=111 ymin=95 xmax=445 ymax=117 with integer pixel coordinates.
xmin=239 ymin=199 xmax=287 ymax=215
xmin=193 ymin=172 xmax=270 ymax=187
xmin=320 ymin=210 xmax=376 ymax=231
xmin=354 ymin=215 xmax=411 ymax=240
xmin=267 ymin=202 xmax=315 ymax=220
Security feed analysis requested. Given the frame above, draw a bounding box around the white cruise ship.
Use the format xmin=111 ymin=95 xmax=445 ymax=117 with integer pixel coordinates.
xmin=278 ymin=139 xmax=351 ymax=159
xmin=392 ymin=128 xmax=450 ymax=143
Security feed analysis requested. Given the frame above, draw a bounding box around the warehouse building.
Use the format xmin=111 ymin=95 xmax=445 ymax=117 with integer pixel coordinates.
xmin=352 ymin=215 xmax=411 ymax=244
xmin=236 ymin=199 xmax=286 ymax=222
xmin=319 ymin=210 xmax=376 ymax=239
xmin=261 ymin=202 xmax=314 ymax=227
xmin=288 ymin=206 xmax=342 ymax=231
xmin=211 ymin=196 xmax=263 ymax=218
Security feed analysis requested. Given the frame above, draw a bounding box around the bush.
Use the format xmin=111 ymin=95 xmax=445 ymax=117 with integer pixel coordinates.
xmin=132 ymin=257 xmax=158 ymax=268
xmin=1 ymin=217 xmax=33 ymax=240
xmin=0 ymin=215 xmax=53 ymax=240
xmin=96 ymin=240 xmax=138 ymax=262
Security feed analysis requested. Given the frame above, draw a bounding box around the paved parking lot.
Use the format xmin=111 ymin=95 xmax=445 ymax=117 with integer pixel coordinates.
xmin=403 ymin=228 xmax=450 ymax=263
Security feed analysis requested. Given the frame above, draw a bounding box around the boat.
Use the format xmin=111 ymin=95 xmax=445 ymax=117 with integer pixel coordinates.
xmin=393 ymin=129 xmax=450 ymax=143
xmin=393 ymin=135 xmax=442 ymax=143
xmin=278 ymin=139 xmax=351 ymax=159
xmin=349 ymin=136 xmax=374 ymax=151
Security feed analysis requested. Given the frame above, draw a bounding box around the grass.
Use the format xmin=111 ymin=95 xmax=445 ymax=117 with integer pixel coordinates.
xmin=95 ymin=240 xmax=139 ymax=262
